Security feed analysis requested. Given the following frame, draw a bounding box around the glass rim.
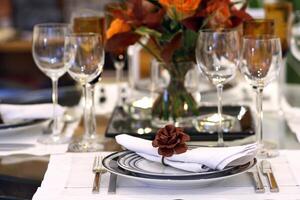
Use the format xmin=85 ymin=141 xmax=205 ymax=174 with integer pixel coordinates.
xmin=243 ymin=34 xmax=280 ymax=41
xmin=34 ymin=23 xmax=70 ymax=28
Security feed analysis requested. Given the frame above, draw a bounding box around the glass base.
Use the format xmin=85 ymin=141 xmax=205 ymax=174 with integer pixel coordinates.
xmin=37 ymin=135 xmax=70 ymax=145
xmin=68 ymin=139 xmax=104 ymax=152
xmin=193 ymin=114 xmax=236 ymax=133
xmin=256 ymin=141 xmax=279 ymax=158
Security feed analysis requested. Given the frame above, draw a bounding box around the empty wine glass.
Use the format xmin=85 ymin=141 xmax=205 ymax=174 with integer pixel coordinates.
xmin=64 ymin=33 xmax=105 ymax=152
xmin=195 ymin=29 xmax=240 ymax=146
xmin=32 ymin=23 xmax=70 ymax=144
xmin=239 ymin=35 xmax=282 ymax=157
xmin=70 ymin=8 xmax=106 ymax=149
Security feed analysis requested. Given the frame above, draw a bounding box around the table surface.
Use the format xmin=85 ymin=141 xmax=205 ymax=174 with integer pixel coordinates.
xmin=0 ymin=82 xmax=300 ymax=199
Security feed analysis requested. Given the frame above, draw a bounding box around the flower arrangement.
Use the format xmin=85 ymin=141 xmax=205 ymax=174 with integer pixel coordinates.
xmin=105 ymin=0 xmax=252 ymax=64
xmin=105 ymin=0 xmax=252 ymax=122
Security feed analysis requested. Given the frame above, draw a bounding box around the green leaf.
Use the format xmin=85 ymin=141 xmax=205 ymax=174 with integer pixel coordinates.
xmin=135 ymin=26 xmax=162 ymax=38
xmin=183 ymin=29 xmax=198 ymax=50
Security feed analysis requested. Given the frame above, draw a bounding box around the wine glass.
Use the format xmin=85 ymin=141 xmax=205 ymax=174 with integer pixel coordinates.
xmin=195 ymin=29 xmax=240 ymax=146
xmin=71 ymin=9 xmax=106 ymax=148
xmin=239 ymin=35 xmax=282 ymax=157
xmin=64 ymin=33 xmax=105 ymax=152
xmin=32 ymin=23 xmax=70 ymax=144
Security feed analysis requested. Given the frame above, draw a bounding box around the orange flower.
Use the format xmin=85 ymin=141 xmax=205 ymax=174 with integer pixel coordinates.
xmin=106 ymin=18 xmax=131 ymax=39
xmin=205 ymin=0 xmax=232 ymax=28
xmin=159 ymin=0 xmax=201 ymax=20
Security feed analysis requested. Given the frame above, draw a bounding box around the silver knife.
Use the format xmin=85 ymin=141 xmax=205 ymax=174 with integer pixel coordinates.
xmin=108 ymin=173 xmax=117 ymax=194
xmin=260 ymin=160 xmax=279 ymax=192
xmin=248 ymin=165 xmax=265 ymax=193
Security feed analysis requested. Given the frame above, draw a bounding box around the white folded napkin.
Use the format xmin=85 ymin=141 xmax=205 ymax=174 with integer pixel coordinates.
xmin=0 ymin=104 xmax=65 ymax=123
xmin=281 ymin=98 xmax=300 ymax=142
xmin=116 ymin=134 xmax=257 ymax=173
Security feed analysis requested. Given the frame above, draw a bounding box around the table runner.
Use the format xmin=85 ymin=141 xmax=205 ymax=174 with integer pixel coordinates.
xmin=33 ymin=151 xmax=300 ymax=200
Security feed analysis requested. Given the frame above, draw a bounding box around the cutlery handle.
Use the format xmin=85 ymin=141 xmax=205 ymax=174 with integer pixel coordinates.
xmin=267 ymin=172 xmax=279 ymax=192
xmin=108 ymin=173 xmax=117 ymax=194
xmin=250 ymin=171 xmax=265 ymax=193
xmin=92 ymin=172 xmax=100 ymax=193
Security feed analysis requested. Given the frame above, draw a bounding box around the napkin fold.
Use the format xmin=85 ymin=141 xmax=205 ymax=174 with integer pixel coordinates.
xmin=0 ymin=104 xmax=65 ymax=123
xmin=116 ymin=134 xmax=257 ymax=173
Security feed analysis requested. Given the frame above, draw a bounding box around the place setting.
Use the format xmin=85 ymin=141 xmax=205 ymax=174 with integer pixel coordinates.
xmin=3 ymin=0 xmax=300 ymax=200
xmin=103 ymin=129 xmax=258 ymax=189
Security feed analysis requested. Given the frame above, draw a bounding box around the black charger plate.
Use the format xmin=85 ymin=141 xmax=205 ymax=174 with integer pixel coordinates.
xmin=105 ymin=105 xmax=255 ymax=141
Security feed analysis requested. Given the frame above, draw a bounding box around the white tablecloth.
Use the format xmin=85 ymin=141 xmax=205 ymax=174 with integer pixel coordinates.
xmin=33 ymin=151 xmax=300 ymax=200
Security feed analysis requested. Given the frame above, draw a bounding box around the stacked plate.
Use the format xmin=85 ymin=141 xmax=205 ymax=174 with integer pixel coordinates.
xmin=102 ymin=151 xmax=256 ymax=188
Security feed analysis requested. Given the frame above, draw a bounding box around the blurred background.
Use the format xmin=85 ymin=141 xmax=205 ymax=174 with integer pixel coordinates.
xmin=0 ymin=0 xmax=299 ymax=97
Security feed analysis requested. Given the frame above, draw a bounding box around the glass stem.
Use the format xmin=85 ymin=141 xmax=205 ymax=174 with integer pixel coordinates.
xmin=256 ymin=87 xmax=263 ymax=146
xmin=83 ymin=84 xmax=93 ymax=140
xmin=116 ymin=66 xmax=123 ymax=106
xmin=89 ymin=84 xmax=97 ymax=138
xmin=217 ymin=84 xmax=224 ymax=146
xmin=51 ymin=78 xmax=59 ymax=137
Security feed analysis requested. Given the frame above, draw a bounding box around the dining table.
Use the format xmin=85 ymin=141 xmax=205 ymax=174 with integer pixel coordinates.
xmin=1 ymin=76 xmax=300 ymax=200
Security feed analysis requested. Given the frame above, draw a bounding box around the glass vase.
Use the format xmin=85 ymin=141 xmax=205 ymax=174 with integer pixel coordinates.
xmin=152 ymin=61 xmax=199 ymax=127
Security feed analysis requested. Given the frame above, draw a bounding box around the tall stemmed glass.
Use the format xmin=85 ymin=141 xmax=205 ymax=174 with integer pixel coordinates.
xmin=240 ymin=35 xmax=282 ymax=157
xmin=195 ymin=29 xmax=240 ymax=146
xmin=71 ymin=9 xmax=106 ymax=149
xmin=32 ymin=23 xmax=70 ymax=144
xmin=64 ymin=33 xmax=104 ymax=152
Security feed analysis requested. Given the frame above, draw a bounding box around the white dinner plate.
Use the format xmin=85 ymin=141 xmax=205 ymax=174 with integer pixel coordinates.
xmin=103 ymin=151 xmax=256 ymax=188
xmin=117 ymin=151 xmax=236 ymax=178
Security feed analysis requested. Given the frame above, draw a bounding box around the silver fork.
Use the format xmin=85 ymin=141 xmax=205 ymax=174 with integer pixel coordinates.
xmin=92 ymin=156 xmax=103 ymax=193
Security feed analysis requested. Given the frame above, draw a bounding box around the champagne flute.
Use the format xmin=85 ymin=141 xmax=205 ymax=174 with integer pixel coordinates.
xmin=195 ymin=29 xmax=240 ymax=146
xmin=239 ymin=35 xmax=282 ymax=157
xmin=64 ymin=33 xmax=104 ymax=152
xmin=32 ymin=23 xmax=70 ymax=144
